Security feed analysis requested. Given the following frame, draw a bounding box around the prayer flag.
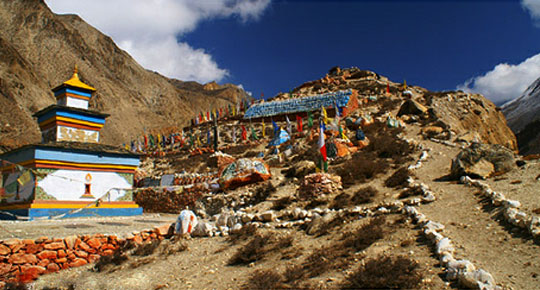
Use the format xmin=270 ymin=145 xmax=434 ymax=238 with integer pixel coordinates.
xmin=386 ymin=83 xmax=390 ymax=94
xmin=296 ymin=115 xmax=303 ymax=132
xmin=241 ymin=125 xmax=247 ymax=141
xmin=272 ymin=120 xmax=279 ymax=135
xmin=285 ymin=115 xmax=292 ymax=135
xmin=322 ymin=107 xmax=328 ymax=124
xmin=307 ymin=111 xmax=313 ymax=128
xmin=318 ymin=121 xmax=328 ymax=172
xmin=251 ymin=126 xmax=258 ymax=140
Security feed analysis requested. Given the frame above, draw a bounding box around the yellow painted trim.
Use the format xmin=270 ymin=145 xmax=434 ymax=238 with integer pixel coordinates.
xmin=1 ymin=160 xmax=137 ymax=172
xmin=0 ymin=203 xmax=139 ymax=210
xmin=39 ymin=116 xmax=103 ymax=128
xmin=30 ymin=203 xmax=139 ymax=209
xmin=33 ymin=160 xmax=137 ymax=170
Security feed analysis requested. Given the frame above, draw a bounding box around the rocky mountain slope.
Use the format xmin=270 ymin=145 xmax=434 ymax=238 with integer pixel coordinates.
xmin=286 ymin=67 xmax=517 ymax=151
xmin=0 ymin=0 xmax=247 ymax=151
xmin=502 ymin=76 xmax=540 ymax=154
xmin=5 ymin=67 xmax=536 ymax=289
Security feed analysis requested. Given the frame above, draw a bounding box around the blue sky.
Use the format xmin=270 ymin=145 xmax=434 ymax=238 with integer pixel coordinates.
xmin=47 ymin=0 xmax=540 ymax=104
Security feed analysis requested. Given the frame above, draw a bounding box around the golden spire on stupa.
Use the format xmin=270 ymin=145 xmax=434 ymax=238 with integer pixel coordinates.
xmin=62 ymin=64 xmax=96 ymax=92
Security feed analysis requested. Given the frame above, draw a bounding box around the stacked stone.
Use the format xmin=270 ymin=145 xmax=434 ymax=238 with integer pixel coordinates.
xmin=297 ymin=173 xmax=342 ymax=200
xmin=404 ymin=206 xmax=499 ymax=290
xmin=0 ymin=224 xmax=172 ymax=286
xmin=461 ymin=176 xmax=540 ymax=239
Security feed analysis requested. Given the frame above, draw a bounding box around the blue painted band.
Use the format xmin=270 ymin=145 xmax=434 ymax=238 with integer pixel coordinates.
xmin=0 ymin=208 xmax=143 ymax=221
xmin=37 ymin=110 xmax=106 ymax=125
xmin=35 ymin=148 xmax=141 ymax=166
xmin=54 ymin=88 xmax=92 ymax=97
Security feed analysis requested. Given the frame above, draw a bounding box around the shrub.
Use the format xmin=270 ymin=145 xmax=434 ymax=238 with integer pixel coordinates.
xmin=399 ymin=187 xmax=423 ymax=199
xmin=229 ymin=234 xmax=268 ymax=265
xmin=385 ymin=167 xmax=411 ymax=188
xmin=341 ymin=255 xmax=423 ymax=289
xmin=343 ymin=216 xmax=386 ymax=251
xmin=331 ymin=192 xmax=351 ymax=209
xmin=337 ymin=153 xmax=389 ymax=188
xmin=243 ymin=269 xmax=284 ymax=290
xmin=351 ymin=186 xmax=378 ymax=204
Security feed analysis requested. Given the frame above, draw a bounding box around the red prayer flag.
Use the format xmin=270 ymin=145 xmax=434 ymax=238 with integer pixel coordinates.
xmin=386 ymin=83 xmax=390 ymax=94
xmin=241 ymin=125 xmax=247 ymax=140
xmin=296 ymin=115 xmax=303 ymax=132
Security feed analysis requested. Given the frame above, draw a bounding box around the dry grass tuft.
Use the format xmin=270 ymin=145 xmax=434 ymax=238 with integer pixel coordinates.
xmin=385 ymin=167 xmax=411 ymax=188
xmin=351 ymin=186 xmax=378 ymax=204
xmin=229 ymin=232 xmax=294 ymax=265
xmin=337 ymin=153 xmax=388 ymax=188
xmin=243 ymin=269 xmax=285 ymax=290
xmin=342 ymin=216 xmax=386 ymax=251
xmin=341 ymin=255 xmax=423 ymax=289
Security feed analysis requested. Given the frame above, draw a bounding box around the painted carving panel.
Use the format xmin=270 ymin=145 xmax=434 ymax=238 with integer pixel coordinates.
xmin=57 ymin=126 xmax=99 ymax=143
xmin=37 ymin=169 xmax=133 ymax=201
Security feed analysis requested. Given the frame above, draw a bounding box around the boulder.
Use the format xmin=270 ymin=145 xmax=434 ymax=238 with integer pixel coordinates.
xmin=450 ymin=143 xmax=516 ymax=179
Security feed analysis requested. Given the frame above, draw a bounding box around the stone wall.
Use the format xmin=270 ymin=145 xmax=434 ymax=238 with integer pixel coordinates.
xmin=0 ymin=224 xmax=172 ymax=285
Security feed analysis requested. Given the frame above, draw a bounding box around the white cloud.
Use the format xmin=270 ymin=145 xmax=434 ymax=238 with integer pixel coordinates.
xmin=458 ymin=53 xmax=540 ymax=104
xmin=45 ymin=0 xmax=270 ymax=83
xmin=522 ymin=0 xmax=540 ymax=25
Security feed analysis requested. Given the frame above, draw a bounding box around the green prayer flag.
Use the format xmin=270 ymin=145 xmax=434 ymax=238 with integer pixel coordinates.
xmin=307 ymin=111 xmax=313 ymax=128
xmin=251 ymin=127 xmax=258 ymax=140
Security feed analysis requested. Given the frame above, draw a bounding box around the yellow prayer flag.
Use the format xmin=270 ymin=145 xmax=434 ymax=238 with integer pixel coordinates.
xmin=322 ymin=107 xmax=328 ymax=124
xmin=262 ymin=121 xmax=266 ymax=138
xmin=403 ymin=79 xmax=407 ymax=89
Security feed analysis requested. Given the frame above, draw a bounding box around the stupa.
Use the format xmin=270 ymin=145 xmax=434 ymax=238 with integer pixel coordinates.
xmin=0 ymin=67 xmax=142 ymax=220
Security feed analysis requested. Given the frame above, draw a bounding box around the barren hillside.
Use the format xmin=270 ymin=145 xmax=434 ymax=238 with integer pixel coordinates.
xmin=0 ymin=0 xmax=248 ymax=151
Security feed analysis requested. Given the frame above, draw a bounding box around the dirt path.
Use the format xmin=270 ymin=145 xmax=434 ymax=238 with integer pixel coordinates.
xmin=413 ymin=139 xmax=540 ymax=289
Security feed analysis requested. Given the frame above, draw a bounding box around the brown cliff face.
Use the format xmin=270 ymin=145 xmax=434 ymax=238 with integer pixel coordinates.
xmin=0 ymin=0 xmax=247 ymax=152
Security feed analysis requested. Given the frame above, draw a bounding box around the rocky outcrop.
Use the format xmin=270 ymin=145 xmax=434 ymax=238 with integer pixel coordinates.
xmin=285 ymin=67 xmax=518 ymax=151
xmin=450 ymin=143 xmax=516 ymax=179
xmin=0 ymin=0 xmax=248 ymax=151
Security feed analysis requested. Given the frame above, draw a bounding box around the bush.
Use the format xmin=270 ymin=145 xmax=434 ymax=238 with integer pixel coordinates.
xmin=229 ymin=234 xmax=268 ymax=265
xmin=229 ymin=232 xmax=293 ymax=265
xmin=341 ymin=255 xmax=423 ymax=289
xmin=343 ymin=216 xmax=386 ymax=251
xmin=337 ymin=153 xmax=389 ymax=188
xmin=243 ymin=269 xmax=284 ymax=290
xmin=351 ymin=186 xmax=378 ymax=204
xmin=385 ymin=167 xmax=411 ymax=188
